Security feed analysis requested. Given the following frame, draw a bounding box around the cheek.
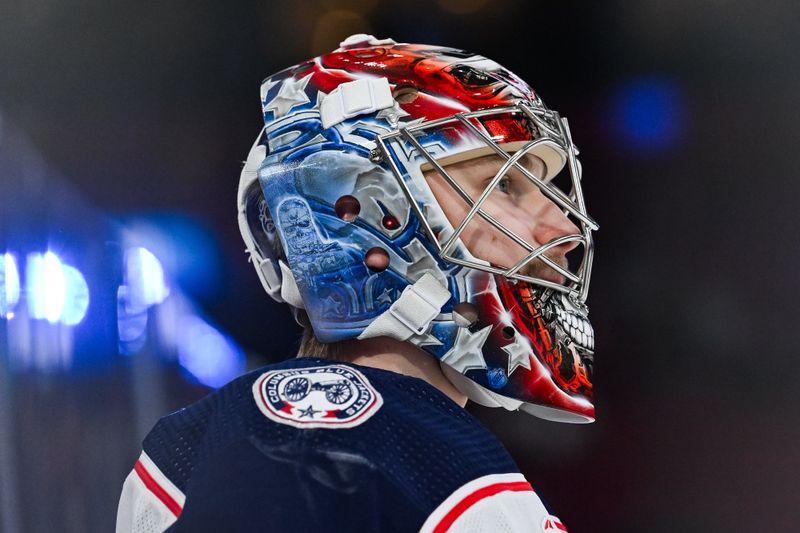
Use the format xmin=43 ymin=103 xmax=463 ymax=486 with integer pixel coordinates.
xmin=459 ymin=205 xmax=534 ymax=266
xmin=425 ymin=178 xmax=535 ymax=265
xmin=482 ymin=199 xmax=536 ymax=240
xmin=426 ymin=175 xmax=470 ymax=225
xmin=437 ymin=193 xmax=471 ymax=226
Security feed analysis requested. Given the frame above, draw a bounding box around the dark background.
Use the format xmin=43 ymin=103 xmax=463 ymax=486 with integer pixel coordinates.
xmin=1 ymin=1 xmax=798 ymax=531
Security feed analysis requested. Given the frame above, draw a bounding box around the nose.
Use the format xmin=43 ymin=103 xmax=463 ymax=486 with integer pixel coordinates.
xmin=532 ymin=199 xmax=581 ymax=253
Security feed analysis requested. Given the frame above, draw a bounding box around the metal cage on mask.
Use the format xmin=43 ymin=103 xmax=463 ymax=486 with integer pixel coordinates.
xmin=373 ymin=102 xmax=599 ymax=304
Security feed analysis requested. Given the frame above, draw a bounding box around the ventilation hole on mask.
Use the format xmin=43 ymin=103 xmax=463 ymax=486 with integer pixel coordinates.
xmin=453 ymin=302 xmax=479 ymax=327
xmin=381 ymin=214 xmax=400 ymax=230
xmin=502 ymin=326 xmax=516 ymax=339
xmin=365 ymin=248 xmax=390 ymax=271
xmin=392 ymin=84 xmax=418 ymax=104
xmin=334 ymin=195 xmax=360 ymax=221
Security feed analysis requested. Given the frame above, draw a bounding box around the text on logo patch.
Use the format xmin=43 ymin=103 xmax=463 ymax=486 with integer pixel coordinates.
xmin=252 ymin=364 xmax=383 ymax=429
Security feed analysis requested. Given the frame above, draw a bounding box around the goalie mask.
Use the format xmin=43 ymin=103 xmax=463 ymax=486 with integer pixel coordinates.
xmin=238 ymin=34 xmax=599 ymax=423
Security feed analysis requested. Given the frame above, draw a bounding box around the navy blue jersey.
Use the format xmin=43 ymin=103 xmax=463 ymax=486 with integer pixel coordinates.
xmin=116 ymin=358 xmax=567 ymax=533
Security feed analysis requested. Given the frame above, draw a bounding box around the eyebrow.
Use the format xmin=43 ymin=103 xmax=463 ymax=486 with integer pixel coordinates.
xmin=469 ymin=153 xmax=546 ymax=179
xmin=516 ymin=153 xmax=547 ymax=176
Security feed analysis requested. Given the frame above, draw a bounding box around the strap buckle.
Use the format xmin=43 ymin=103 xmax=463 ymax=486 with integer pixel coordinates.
xmin=388 ymin=281 xmax=441 ymax=335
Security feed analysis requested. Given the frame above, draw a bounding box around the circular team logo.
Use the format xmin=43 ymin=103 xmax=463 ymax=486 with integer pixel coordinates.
xmin=252 ymin=364 xmax=383 ymax=429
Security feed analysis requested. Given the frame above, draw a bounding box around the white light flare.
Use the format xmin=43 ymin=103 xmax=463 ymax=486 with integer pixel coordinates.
xmin=26 ymin=252 xmax=66 ymax=323
xmin=498 ymin=309 xmax=515 ymax=327
xmin=61 ymin=265 xmax=90 ymax=326
xmin=1 ymin=252 xmax=21 ymax=318
xmin=177 ymin=316 xmax=245 ymax=389
xmin=125 ymin=247 xmax=169 ymax=310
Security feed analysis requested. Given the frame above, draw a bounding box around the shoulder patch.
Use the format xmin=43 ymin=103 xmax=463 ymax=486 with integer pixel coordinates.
xmin=252 ymin=364 xmax=383 ymax=429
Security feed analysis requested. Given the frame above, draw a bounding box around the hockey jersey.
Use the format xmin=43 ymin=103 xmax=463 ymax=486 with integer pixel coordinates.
xmin=116 ymin=357 xmax=568 ymax=532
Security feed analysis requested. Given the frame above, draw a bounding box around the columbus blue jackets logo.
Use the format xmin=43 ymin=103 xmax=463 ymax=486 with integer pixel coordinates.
xmin=252 ymin=365 xmax=383 ymax=429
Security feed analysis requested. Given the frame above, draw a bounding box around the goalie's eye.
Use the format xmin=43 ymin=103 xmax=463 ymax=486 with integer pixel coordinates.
xmin=497 ymin=176 xmax=511 ymax=194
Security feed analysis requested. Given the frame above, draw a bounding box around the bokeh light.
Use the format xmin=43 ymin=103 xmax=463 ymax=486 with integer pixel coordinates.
xmin=124 ymin=247 xmax=169 ymax=311
xmin=117 ymin=247 xmax=170 ymax=355
xmin=1 ymin=252 xmax=20 ymax=318
xmin=116 ymin=285 xmax=149 ymax=356
xmin=124 ymin=215 xmax=222 ymax=301
xmin=60 ymin=265 xmax=90 ymax=326
xmin=26 ymin=251 xmax=66 ymax=323
xmin=612 ymin=77 xmax=686 ymax=150
xmin=176 ymin=316 xmax=245 ymax=389
xmin=23 ymin=252 xmax=90 ymax=326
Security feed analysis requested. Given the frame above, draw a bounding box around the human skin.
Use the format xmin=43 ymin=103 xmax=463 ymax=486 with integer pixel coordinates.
xmin=423 ymin=153 xmax=580 ymax=286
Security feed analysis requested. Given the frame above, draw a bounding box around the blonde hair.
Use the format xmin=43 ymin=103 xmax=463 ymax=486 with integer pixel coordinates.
xmin=297 ymin=326 xmax=346 ymax=360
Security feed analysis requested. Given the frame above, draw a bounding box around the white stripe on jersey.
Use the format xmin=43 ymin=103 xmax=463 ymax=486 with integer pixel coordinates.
xmin=419 ymin=472 xmax=562 ymax=533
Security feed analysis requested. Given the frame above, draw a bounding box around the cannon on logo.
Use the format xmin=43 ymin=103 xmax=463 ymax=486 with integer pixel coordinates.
xmin=282 ymin=377 xmax=353 ymax=405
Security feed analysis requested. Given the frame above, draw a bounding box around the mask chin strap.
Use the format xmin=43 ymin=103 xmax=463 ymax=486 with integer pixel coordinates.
xmin=278 ymin=260 xmax=304 ymax=309
xmin=441 ymin=363 xmax=595 ymax=423
xmin=358 ymin=273 xmax=450 ymax=342
xmin=439 ymin=363 xmax=522 ymax=411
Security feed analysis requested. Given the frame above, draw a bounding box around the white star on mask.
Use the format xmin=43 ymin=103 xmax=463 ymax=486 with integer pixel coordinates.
xmin=260 ymin=78 xmax=280 ymax=106
xmin=501 ymin=335 xmax=532 ymax=376
xmin=375 ymin=99 xmax=410 ymax=127
xmin=410 ymin=331 xmax=442 ymax=347
xmin=376 ymin=287 xmax=394 ymax=305
xmin=263 ymin=74 xmax=312 ymax=119
xmin=441 ymin=325 xmax=491 ymax=373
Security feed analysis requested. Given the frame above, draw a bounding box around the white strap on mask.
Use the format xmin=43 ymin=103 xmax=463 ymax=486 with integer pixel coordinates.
xmin=320 ymin=77 xmax=394 ymax=129
xmin=278 ymin=260 xmax=305 ymax=309
xmin=358 ymin=273 xmax=451 ymax=341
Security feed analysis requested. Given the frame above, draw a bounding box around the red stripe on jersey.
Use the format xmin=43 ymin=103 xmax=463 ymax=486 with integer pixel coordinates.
xmin=134 ymin=459 xmax=183 ymax=518
xmin=544 ymin=517 xmax=569 ymax=531
xmin=433 ymin=480 xmax=534 ymax=533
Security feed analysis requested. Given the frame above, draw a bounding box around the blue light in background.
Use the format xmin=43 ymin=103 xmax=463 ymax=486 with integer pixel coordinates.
xmin=176 ymin=316 xmax=245 ymax=389
xmin=116 ymin=285 xmax=149 ymax=355
xmin=612 ymin=77 xmax=685 ymax=150
xmin=26 ymin=252 xmax=66 ymax=323
xmin=1 ymin=252 xmax=20 ymax=318
xmin=124 ymin=247 xmax=169 ymax=310
xmin=117 ymin=247 xmax=170 ymax=355
xmin=61 ymin=265 xmax=90 ymax=326
xmin=23 ymin=252 xmax=91 ymax=326
xmin=124 ymin=215 xmax=222 ymax=301
xmin=116 ymin=241 xmax=243 ymax=383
